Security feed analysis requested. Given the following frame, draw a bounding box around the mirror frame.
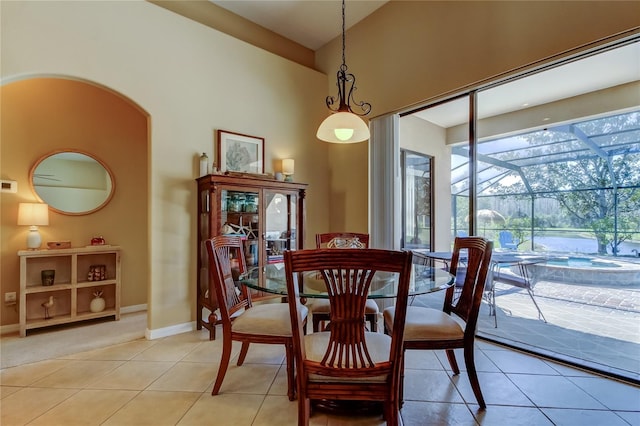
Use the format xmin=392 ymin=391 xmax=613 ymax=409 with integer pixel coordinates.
xmin=29 ymin=149 xmax=116 ymax=216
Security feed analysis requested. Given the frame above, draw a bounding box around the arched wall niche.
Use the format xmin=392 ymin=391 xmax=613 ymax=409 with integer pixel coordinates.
xmin=0 ymin=75 xmax=151 ymax=326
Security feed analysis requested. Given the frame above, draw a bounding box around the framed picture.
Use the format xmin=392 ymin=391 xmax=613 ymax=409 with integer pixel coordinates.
xmin=217 ymin=130 xmax=265 ymax=174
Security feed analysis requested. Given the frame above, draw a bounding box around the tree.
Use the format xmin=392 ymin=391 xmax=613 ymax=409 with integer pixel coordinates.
xmin=494 ymin=111 xmax=640 ymax=255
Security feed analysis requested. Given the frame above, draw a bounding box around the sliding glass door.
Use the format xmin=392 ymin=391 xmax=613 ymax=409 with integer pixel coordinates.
xmin=473 ymin=41 xmax=640 ymax=381
xmin=401 ymin=150 xmax=433 ymax=250
xmin=400 ymin=38 xmax=640 ymax=382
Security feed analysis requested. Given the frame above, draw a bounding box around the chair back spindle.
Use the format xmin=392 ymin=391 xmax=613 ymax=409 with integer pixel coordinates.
xmin=207 ymin=236 xmax=250 ymax=321
xmin=285 ymin=248 xmax=413 ymax=425
xmin=311 ymin=232 xmax=377 ymax=333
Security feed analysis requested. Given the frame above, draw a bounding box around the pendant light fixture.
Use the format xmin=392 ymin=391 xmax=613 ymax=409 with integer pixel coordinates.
xmin=316 ymin=0 xmax=371 ymax=144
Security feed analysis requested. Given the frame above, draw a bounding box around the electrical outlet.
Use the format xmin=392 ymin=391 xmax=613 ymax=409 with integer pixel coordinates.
xmin=5 ymin=292 xmax=16 ymax=303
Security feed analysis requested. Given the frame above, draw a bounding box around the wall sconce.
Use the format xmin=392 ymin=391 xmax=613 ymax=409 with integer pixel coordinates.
xmin=17 ymin=203 xmax=49 ymax=250
xmin=282 ymin=159 xmax=295 ymax=182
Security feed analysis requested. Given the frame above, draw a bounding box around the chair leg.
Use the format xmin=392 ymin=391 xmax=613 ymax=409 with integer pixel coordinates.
xmin=285 ymin=342 xmax=295 ymax=401
xmin=212 ymin=335 xmax=232 ymax=395
xmin=399 ymin=351 xmax=405 ymax=407
xmin=237 ymin=341 xmax=250 ymax=366
xmin=312 ymin=315 xmax=323 ymax=333
xmin=463 ymin=344 xmax=486 ymax=409
xmin=207 ymin=312 xmax=217 ymax=340
xmin=367 ymin=313 xmax=377 ymax=332
xmin=298 ymin=393 xmax=310 ymax=426
xmin=527 ymin=288 xmax=547 ymax=323
xmin=384 ymin=400 xmax=399 ymax=426
xmin=445 ymin=349 xmax=460 ymax=375
xmin=491 ymin=285 xmax=498 ymax=328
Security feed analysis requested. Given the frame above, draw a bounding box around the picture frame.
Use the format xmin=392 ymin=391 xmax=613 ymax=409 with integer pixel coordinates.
xmin=217 ymin=130 xmax=265 ymax=174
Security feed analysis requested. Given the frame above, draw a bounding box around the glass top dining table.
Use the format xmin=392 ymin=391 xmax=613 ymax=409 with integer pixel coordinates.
xmin=241 ymin=264 xmax=455 ymax=299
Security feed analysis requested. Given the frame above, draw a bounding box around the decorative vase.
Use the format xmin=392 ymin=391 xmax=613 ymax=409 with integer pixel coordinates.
xmin=90 ymin=295 xmax=106 ymax=313
xmin=41 ymin=269 xmax=55 ymax=286
xmin=199 ymin=152 xmax=209 ymax=176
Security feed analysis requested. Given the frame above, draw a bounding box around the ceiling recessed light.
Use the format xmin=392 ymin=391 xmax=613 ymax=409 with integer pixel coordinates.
xmin=543 ymin=117 xmax=550 ymax=121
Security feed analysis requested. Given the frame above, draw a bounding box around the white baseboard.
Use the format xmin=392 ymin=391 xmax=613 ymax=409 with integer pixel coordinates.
xmin=145 ymin=321 xmax=196 ymax=340
xmin=0 ymin=304 xmax=148 ymax=336
xmin=1 ymin=303 xmax=195 ymax=341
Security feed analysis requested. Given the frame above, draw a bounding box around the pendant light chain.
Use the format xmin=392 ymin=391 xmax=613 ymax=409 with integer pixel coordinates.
xmin=341 ymin=0 xmax=347 ymax=72
xmin=316 ymin=0 xmax=372 ymax=143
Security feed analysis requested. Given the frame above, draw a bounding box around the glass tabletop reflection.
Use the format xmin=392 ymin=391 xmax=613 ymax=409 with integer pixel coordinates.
xmin=241 ymin=265 xmax=454 ymax=299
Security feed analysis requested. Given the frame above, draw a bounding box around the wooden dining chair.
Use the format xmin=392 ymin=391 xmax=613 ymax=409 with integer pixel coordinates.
xmin=384 ymin=237 xmax=493 ymax=409
xmin=310 ymin=232 xmax=379 ymax=332
xmin=284 ymin=248 xmax=414 ymax=426
xmin=205 ymin=236 xmax=307 ymax=401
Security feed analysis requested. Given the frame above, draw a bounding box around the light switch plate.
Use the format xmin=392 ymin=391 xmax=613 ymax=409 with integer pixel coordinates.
xmin=1 ymin=180 xmax=17 ymax=193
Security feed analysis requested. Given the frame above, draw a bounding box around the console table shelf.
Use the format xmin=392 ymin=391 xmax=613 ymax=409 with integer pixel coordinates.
xmin=18 ymin=246 xmax=121 ymax=337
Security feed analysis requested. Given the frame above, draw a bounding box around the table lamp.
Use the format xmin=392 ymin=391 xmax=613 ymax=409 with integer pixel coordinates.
xmin=282 ymin=159 xmax=294 ymax=182
xmin=17 ymin=203 xmax=49 ymax=249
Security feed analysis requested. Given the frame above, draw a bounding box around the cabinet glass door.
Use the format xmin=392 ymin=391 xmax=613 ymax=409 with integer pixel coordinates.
xmin=220 ymin=189 xmax=260 ymax=276
xmin=264 ymin=191 xmax=297 ymax=281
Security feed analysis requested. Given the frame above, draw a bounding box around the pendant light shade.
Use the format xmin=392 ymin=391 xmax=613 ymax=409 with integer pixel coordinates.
xmin=317 ymin=0 xmax=371 ymax=144
xmin=316 ymin=111 xmax=370 ymax=143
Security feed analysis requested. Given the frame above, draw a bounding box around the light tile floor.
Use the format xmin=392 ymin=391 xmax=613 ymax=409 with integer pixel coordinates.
xmin=410 ymin=273 xmax=640 ymax=379
xmin=2 ymin=326 xmax=639 ymax=425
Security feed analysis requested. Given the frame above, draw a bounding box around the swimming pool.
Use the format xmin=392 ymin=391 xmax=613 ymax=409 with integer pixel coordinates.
xmin=530 ymin=256 xmax=640 ymax=286
xmin=545 ymin=256 xmax=622 ymax=268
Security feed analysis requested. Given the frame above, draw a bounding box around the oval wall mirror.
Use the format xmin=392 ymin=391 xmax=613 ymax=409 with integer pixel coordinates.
xmin=29 ymin=150 xmax=115 ymax=215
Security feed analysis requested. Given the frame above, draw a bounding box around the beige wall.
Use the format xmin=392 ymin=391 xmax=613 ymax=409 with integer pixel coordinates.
xmin=2 ymin=0 xmax=638 ymax=334
xmin=400 ymin=115 xmax=452 ymax=252
xmin=0 ymin=1 xmax=330 ymax=334
xmin=149 ymin=0 xmax=315 ymax=69
xmin=0 ymin=78 xmax=149 ymax=327
xmin=316 ymin=0 xmax=640 ymax=233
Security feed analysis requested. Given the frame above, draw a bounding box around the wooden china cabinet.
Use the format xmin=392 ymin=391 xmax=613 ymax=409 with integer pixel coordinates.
xmin=195 ymin=173 xmax=307 ymax=339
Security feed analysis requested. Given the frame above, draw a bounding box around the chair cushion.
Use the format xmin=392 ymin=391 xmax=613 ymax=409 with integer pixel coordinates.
xmin=383 ymin=306 xmax=464 ymax=341
xmin=303 ymin=331 xmax=391 ymax=383
xmin=310 ymin=298 xmax=379 ymax=315
xmin=232 ymin=303 xmax=308 ymax=337
xmin=493 ymin=270 xmax=528 ymax=289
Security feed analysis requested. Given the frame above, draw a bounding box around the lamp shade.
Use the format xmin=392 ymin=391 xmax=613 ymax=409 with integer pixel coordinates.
xmin=18 ymin=203 xmax=49 ymax=226
xmin=316 ymin=111 xmax=370 ymax=143
xmin=282 ymin=159 xmax=295 ymax=175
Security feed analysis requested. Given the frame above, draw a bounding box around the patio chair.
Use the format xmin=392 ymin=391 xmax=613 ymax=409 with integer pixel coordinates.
xmin=205 ymin=235 xmax=307 ymax=401
xmin=284 ymin=248 xmax=414 ymax=425
xmin=309 ymin=233 xmax=379 ymax=332
xmin=384 ymin=236 xmax=493 ymax=409
xmin=491 ymin=259 xmax=547 ymax=324
xmin=499 ymin=230 xmax=519 ymax=250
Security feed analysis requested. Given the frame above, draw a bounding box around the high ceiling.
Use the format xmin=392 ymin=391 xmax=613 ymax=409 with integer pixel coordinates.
xmin=207 ymin=2 xmax=638 ymax=129
xmin=210 ymin=0 xmax=387 ymax=50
